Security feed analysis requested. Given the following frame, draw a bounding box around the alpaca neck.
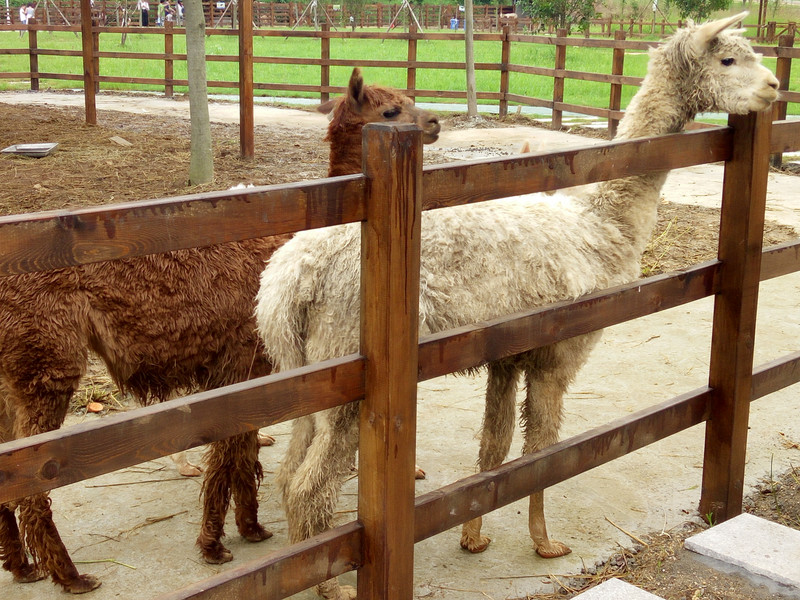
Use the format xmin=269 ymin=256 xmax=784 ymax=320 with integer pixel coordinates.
xmin=327 ymin=126 xmax=364 ymax=177
xmin=590 ymin=76 xmax=698 ymax=256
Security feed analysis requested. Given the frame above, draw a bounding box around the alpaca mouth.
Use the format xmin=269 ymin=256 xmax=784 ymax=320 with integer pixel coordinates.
xmin=424 ymin=132 xmax=440 ymax=144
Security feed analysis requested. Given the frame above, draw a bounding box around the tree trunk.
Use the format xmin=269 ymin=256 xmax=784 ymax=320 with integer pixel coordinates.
xmin=185 ymin=0 xmax=213 ymax=185
xmin=464 ymin=0 xmax=477 ymax=117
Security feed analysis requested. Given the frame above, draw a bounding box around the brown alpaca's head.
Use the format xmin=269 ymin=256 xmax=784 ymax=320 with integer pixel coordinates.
xmin=318 ymin=68 xmax=441 ymax=176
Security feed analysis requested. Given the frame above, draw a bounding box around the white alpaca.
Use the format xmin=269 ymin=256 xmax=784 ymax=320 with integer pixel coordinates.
xmin=255 ymin=14 xmax=778 ymax=600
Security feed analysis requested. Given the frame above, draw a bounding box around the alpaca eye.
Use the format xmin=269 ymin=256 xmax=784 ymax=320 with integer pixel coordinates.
xmin=721 ymin=58 xmax=735 ymax=66
xmin=382 ymin=108 xmax=401 ymax=119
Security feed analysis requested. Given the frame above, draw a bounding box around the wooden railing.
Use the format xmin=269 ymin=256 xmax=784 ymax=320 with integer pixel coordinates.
xmin=3 ymin=1 xmax=798 ymax=41
xmin=1 ymin=17 xmax=797 ymax=140
xmin=0 ymin=102 xmax=799 ymax=596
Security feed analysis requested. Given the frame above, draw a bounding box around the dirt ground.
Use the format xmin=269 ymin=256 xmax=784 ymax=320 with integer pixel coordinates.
xmin=2 ymin=99 xmax=800 ymax=600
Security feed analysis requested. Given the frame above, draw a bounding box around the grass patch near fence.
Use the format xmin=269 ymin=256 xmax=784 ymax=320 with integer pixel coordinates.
xmin=0 ymin=28 xmax=797 ymax=115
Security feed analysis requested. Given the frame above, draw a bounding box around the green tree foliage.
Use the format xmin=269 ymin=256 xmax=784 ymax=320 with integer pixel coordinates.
xmin=516 ymin=0 xmax=596 ymax=30
xmin=668 ymin=0 xmax=732 ymax=20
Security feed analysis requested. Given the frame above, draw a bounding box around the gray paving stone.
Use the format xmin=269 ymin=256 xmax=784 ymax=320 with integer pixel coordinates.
xmin=684 ymin=512 xmax=800 ymax=589
xmin=574 ymin=578 xmax=663 ymax=599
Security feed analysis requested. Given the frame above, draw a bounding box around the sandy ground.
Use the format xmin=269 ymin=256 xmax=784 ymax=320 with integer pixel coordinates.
xmin=1 ymin=91 xmax=799 ymax=599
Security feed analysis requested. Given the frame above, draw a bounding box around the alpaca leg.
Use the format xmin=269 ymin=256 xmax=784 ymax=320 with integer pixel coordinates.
xmin=8 ymin=378 xmax=101 ymax=593
xmin=276 ymin=415 xmax=316 ymax=504
xmin=197 ymin=438 xmax=234 ymax=563
xmin=230 ymin=431 xmax=272 ymax=544
xmin=284 ymin=406 xmax=359 ymax=600
xmin=18 ymin=495 xmax=101 ymax=593
xmin=461 ymin=361 xmax=518 ymax=554
xmin=171 ymin=451 xmax=203 ymax=477
xmin=520 ymin=359 xmax=573 ymax=558
xmin=0 ymin=504 xmax=44 ymax=583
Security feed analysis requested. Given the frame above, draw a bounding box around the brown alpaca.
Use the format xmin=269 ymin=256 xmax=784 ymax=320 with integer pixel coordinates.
xmin=0 ymin=67 xmax=439 ymax=595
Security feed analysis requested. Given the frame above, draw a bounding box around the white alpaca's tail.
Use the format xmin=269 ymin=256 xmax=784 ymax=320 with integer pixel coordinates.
xmin=254 ymin=249 xmax=314 ymax=373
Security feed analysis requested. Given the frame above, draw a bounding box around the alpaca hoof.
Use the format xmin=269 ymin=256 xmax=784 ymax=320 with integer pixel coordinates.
xmin=535 ymin=539 xmax=572 ymax=558
xmin=414 ymin=464 xmax=426 ymax=480
xmin=317 ymin=581 xmax=356 ymax=599
xmin=178 ymin=462 xmax=203 ymax=477
xmin=460 ymin=533 xmax=491 ymax=553
xmin=13 ymin=565 xmax=46 ymax=584
xmin=258 ymin=432 xmax=275 ymax=447
xmin=63 ymin=574 xmax=102 ymax=594
xmin=199 ymin=540 xmax=234 ymax=564
xmin=242 ymin=523 xmax=273 ymax=543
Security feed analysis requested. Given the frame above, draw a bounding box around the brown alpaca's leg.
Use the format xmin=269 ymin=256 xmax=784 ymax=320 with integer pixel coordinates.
xmin=18 ymin=496 xmax=101 ymax=593
xmin=197 ymin=438 xmax=234 ymax=564
xmin=0 ymin=504 xmax=44 ymax=584
xmin=9 ymin=379 xmax=101 ymax=593
xmin=230 ymin=431 xmax=272 ymax=543
xmin=520 ymin=357 xmax=571 ymax=559
xmin=284 ymin=406 xmax=359 ymax=600
xmin=460 ymin=360 xmax=518 ymax=554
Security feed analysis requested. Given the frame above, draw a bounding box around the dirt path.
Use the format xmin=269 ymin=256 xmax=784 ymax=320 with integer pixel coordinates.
xmin=1 ymin=92 xmax=800 ymax=599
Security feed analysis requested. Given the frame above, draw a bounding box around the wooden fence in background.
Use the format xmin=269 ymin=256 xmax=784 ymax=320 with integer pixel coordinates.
xmin=0 ymin=17 xmax=797 ymax=147
xmin=0 ymin=105 xmax=799 ymax=599
xmin=3 ymin=1 xmax=798 ymax=40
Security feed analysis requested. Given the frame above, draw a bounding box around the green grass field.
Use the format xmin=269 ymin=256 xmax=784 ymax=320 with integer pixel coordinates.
xmin=0 ymin=24 xmax=796 ymax=116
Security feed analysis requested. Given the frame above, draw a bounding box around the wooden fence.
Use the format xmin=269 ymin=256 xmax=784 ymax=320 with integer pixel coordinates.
xmin=1 ymin=101 xmax=799 ymax=599
xmin=1 ymin=17 xmax=798 ymax=142
xmin=4 ymin=1 xmax=799 ymax=40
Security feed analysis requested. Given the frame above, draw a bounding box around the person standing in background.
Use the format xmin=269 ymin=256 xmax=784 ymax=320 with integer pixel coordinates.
xmin=137 ymin=0 xmax=150 ymax=26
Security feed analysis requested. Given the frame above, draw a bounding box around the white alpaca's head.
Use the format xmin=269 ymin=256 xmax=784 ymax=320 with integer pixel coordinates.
xmin=654 ymin=12 xmax=778 ymax=115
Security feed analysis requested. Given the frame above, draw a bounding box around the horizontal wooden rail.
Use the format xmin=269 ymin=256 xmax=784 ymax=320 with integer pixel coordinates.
xmin=422 ymin=127 xmax=732 ymax=209
xmin=0 ymin=176 xmax=365 ymax=276
xmin=761 ymin=238 xmax=800 ymax=279
xmin=160 ymin=522 xmax=364 ymax=600
xmin=414 ymin=385 xmax=714 ymax=541
xmin=418 ymin=261 xmax=719 ymax=382
xmin=0 ymin=355 xmax=365 ymax=504
xmin=4 ymin=238 xmax=796 ymax=505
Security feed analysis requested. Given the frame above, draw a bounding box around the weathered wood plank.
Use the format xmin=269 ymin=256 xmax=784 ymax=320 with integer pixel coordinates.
xmin=0 ymin=355 xmax=364 ymax=504
xmin=358 ymin=123 xmax=421 ymax=599
xmin=414 ymin=387 xmax=713 ymax=542
xmin=0 ymin=177 xmax=366 ymax=276
xmin=422 ymin=128 xmax=732 ymax=209
xmin=158 ymin=522 xmax=363 ymax=600
xmin=417 ymin=262 xmax=718 ymax=382
xmin=700 ymin=110 xmax=772 ymax=522
xmin=760 ymin=239 xmax=800 ymax=280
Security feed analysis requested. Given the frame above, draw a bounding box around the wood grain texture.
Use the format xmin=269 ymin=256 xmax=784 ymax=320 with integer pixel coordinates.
xmin=358 ymin=123 xmax=422 ymax=600
xmin=700 ymin=110 xmax=772 ymax=522
xmin=0 ymin=356 xmax=364 ymax=504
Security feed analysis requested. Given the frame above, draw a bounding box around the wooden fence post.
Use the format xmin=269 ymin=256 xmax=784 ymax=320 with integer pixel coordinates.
xmin=608 ymin=29 xmax=625 ymax=138
xmin=320 ymin=21 xmax=330 ymax=103
xmin=699 ymin=109 xmax=772 ymax=524
xmin=80 ymin=0 xmax=96 ymax=124
xmin=164 ymin=20 xmax=174 ymax=97
xmin=499 ymin=23 xmax=510 ymax=118
xmin=552 ymin=28 xmax=567 ymax=130
xmin=407 ymin=23 xmax=417 ymax=99
xmin=770 ymin=33 xmax=794 ymax=168
xmin=27 ymin=17 xmax=39 ymax=92
xmin=358 ymin=122 xmax=422 ymax=600
xmin=238 ymin=0 xmax=254 ymax=158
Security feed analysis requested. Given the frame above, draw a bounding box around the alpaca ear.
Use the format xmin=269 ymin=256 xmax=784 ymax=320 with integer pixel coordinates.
xmin=348 ymin=68 xmax=366 ymax=110
xmin=317 ymin=98 xmax=336 ymax=115
xmin=689 ymin=11 xmax=748 ymax=56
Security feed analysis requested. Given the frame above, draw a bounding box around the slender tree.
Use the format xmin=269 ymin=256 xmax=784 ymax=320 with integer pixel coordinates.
xmin=464 ymin=0 xmax=478 ymax=117
xmin=184 ymin=0 xmax=213 ymax=184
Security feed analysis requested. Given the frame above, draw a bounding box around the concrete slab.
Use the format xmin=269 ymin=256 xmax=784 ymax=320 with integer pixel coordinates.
xmin=685 ymin=513 xmax=800 ymax=590
xmin=575 ymin=578 xmax=664 ymax=599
